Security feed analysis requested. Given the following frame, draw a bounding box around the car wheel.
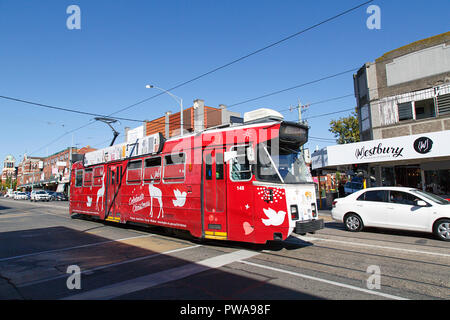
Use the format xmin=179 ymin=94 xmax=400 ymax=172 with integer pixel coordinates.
xmin=344 ymin=213 xmax=363 ymax=232
xmin=433 ymin=219 xmax=450 ymax=241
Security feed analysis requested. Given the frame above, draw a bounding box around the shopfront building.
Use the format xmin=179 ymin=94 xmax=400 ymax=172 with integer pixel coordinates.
xmin=311 ymin=130 xmax=450 ymax=199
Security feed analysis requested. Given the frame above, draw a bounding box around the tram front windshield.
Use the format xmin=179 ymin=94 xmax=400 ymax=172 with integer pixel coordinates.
xmin=256 ymin=139 xmax=312 ymax=184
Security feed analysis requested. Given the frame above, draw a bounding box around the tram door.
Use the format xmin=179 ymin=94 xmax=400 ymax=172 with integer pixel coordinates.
xmin=105 ymin=163 xmax=124 ymax=221
xmin=202 ymin=148 xmax=227 ymax=240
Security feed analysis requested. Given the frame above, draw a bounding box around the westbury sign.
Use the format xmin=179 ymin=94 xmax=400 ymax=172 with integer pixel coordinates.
xmin=311 ymin=130 xmax=450 ymax=169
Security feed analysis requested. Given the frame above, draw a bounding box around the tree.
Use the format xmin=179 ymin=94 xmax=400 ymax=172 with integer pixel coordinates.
xmin=329 ymin=108 xmax=360 ymax=144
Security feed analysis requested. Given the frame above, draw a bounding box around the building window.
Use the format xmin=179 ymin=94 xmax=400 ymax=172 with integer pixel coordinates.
xmin=398 ymin=102 xmax=413 ymax=121
xmin=437 ymin=93 xmax=450 ymax=116
xmin=414 ymin=98 xmax=435 ymax=120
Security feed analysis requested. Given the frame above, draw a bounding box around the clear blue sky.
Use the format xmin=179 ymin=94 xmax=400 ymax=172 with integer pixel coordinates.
xmin=1 ymin=0 xmax=449 ymax=167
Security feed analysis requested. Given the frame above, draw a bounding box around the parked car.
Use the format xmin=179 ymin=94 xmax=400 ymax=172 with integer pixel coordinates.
xmin=30 ymin=190 xmax=51 ymax=202
xmin=53 ymin=192 xmax=68 ymax=201
xmin=344 ymin=181 xmax=363 ymax=195
xmin=14 ymin=192 xmax=29 ymax=200
xmin=46 ymin=191 xmax=57 ymax=201
xmin=331 ymin=187 xmax=450 ymax=241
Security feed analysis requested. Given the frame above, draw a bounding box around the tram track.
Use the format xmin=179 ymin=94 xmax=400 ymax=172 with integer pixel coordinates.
xmin=316 ymin=227 xmax=450 ymax=250
xmin=257 ymin=246 xmax=450 ymax=292
xmin=0 ymin=198 xmax=448 ymax=300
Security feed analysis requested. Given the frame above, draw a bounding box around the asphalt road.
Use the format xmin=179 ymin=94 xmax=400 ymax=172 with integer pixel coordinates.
xmin=0 ymin=197 xmax=449 ymax=302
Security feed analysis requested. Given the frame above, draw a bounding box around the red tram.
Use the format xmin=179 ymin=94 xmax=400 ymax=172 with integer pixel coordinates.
xmin=69 ymin=108 xmax=323 ymax=244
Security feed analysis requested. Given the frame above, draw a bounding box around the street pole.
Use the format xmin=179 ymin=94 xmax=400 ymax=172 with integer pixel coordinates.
xmin=146 ymin=85 xmax=184 ymax=137
xmin=180 ymin=98 xmax=184 ymax=137
xmin=297 ymin=99 xmax=305 ymax=156
xmin=68 ymin=134 xmax=73 ymax=198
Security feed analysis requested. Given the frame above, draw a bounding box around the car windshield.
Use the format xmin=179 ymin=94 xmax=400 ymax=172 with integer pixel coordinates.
xmin=411 ymin=189 xmax=449 ymax=205
xmin=36 ymin=191 xmax=46 ymax=194
xmin=256 ymin=140 xmax=312 ymax=184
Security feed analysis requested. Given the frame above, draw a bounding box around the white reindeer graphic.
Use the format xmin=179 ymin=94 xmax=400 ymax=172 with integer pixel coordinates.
xmin=96 ymin=172 xmax=106 ymax=211
xmin=148 ymin=174 xmax=164 ymax=218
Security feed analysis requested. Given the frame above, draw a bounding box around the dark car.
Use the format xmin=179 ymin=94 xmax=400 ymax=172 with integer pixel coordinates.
xmin=344 ymin=181 xmax=363 ymax=195
xmin=54 ymin=192 xmax=68 ymax=201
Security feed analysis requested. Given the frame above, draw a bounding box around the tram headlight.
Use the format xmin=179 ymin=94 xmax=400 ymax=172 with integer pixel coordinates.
xmin=290 ymin=205 xmax=299 ymax=220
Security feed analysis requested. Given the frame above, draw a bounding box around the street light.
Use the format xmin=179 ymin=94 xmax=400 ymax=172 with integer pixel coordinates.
xmin=146 ymin=84 xmax=184 ymax=137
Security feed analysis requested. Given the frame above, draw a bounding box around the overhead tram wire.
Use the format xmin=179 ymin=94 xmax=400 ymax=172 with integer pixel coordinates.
xmin=0 ymin=95 xmax=145 ymax=123
xmin=105 ymin=0 xmax=374 ymax=118
xmin=227 ymin=69 xmax=358 ymax=109
xmin=19 ymin=0 xmax=374 ymax=155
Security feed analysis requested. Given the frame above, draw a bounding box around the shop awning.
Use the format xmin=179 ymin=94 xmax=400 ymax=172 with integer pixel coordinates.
xmin=312 ymin=130 xmax=450 ymax=170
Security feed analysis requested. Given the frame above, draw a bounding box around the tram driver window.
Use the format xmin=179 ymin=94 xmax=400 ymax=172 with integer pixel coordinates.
xmin=230 ymin=146 xmax=252 ymax=181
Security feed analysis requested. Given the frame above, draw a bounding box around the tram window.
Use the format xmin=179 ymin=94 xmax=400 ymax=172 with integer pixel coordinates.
xmin=216 ymin=152 xmax=224 ymax=180
xmin=83 ymin=169 xmax=93 ymax=187
xmin=127 ymin=160 xmax=142 ymax=184
xmin=93 ymin=166 xmax=104 ymax=186
xmin=163 ymin=153 xmax=185 ymax=183
xmin=165 ymin=153 xmax=185 ymax=165
xmin=75 ymin=170 xmax=83 ymax=187
xmin=144 ymin=157 xmax=161 ymax=184
xmin=128 ymin=160 xmax=142 ymax=170
xmin=145 ymin=157 xmax=161 ymax=168
xmin=230 ymin=146 xmax=252 ymax=181
xmin=205 ymin=153 xmax=213 ymax=180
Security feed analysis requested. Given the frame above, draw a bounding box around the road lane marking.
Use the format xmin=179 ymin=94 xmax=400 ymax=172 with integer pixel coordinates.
xmin=0 ymin=199 xmax=68 ymax=210
xmin=0 ymin=234 xmax=154 ymax=262
xmin=239 ymin=260 xmax=409 ymax=300
xmin=19 ymin=244 xmax=202 ymax=288
xmin=293 ymin=235 xmax=450 ymax=258
xmin=62 ymin=250 xmax=259 ymax=300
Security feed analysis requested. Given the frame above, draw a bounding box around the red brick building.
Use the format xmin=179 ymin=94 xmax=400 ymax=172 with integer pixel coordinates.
xmin=16 ymin=146 xmax=96 ymax=192
xmin=145 ymin=99 xmax=241 ymax=138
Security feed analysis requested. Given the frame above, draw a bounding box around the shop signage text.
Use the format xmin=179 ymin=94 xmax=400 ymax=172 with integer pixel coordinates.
xmin=355 ymin=143 xmax=404 ymax=160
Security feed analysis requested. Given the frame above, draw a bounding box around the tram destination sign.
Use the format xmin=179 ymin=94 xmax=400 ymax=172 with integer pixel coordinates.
xmin=83 ymin=132 xmax=164 ymax=166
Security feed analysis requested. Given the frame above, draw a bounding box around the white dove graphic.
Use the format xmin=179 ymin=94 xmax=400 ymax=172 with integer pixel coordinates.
xmin=173 ymin=189 xmax=187 ymax=207
xmin=87 ymin=196 xmax=92 ymax=207
xmin=261 ymin=208 xmax=286 ymax=226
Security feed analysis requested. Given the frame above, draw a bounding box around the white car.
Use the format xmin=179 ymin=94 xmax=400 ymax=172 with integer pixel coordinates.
xmin=331 ymin=187 xmax=450 ymax=241
xmin=14 ymin=192 xmax=29 ymax=200
xmin=30 ymin=190 xmax=51 ymax=202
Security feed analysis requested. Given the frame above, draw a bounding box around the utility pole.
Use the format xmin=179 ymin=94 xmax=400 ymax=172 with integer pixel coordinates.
xmin=291 ymin=99 xmax=309 ymax=156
